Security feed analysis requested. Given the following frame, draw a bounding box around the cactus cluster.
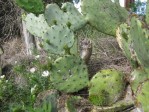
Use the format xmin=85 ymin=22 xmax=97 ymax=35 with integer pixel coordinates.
xmin=24 ymin=3 xmax=88 ymax=55
xmin=45 ymin=3 xmax=87 ymax=31
xmin=81 ymin=0 xmax=128 ymax=36
xmin=14 ymin=0 xmax=149 ymax=111
xmin=118 ymin=17 xmax=149 ymax=69
xmin=89 ymin=69 xmax=125 ymax=106
xmin=116 ymin=15 xmax=149 ymax=111
xmin=130 ymin=17 xmax=149 ymax=69
xmin=15 ymin=0 xmax=44 ymax=14
xmin=24 ymin=13 xmax=75 ymax=55
xmin=50 ymin=55 xmax=89 ymax=93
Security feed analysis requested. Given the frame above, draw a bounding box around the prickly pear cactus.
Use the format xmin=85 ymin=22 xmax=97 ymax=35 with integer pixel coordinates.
xmin=89 ymin=69 xmax=125 ymax=106
xmin=81 ymin=0 xmax=128 ymax=36
xmin=135 ymin=80 xmax=149 ymax=112
xmin=15 ymin=0 xmax=44 ymax=14
xmin=145 ymin=0 xmax=149 ymax=24
xmin=130 ymin=69 xmax=149 ymax=93
xmin=92 ymin=100 xmax=134 ymax=112
xmin=130 ymin=17 xmax=149 ymax=68
xmin=24 ymin=13 xmax=49 ymax=38
xmin=24 ymin=13 xmax=75 ymax=55
xmin=44 ymin=3 xmax=87 ymax=31
xmin=42 ymin=25 xmax=75 ymax=54
xmin=116 ymin=23 xmax=138 ymax=68
xmin=50 ymin=55 xmax=89 ymax=93
xmin=34 ymin=90 xmax=59 ymax=112
xmin=65 ymin=96 xmax=80 ymax=112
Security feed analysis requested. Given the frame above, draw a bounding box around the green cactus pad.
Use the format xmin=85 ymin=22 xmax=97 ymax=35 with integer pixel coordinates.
xmin=116 ymin=23 xmax=138 ymax=68
xmin=65 ymin=96 xmax=81 ymax=112
xmin=50 ymin=55 xmax=89 ymax=93
xmin=145 ymin=1 xmax=149 ymax=24
xmin=92 ymin=100 xmax=134 ymax=112
xmin=89 ymin=69 xmax=125 ymax=106
xmin=24 ymin=13 xmax=49 ymax=38
xmin=44 ymin=3 xmax=87 ymax=31
xmin=81 ymin=0 xmax=128 ymax=36
xmin=136 ymin=80 xmax=149 ymax=112
xmin=35 ymin=90 xmax=59 ymax=112
xmin=130 ymin=17 xmax=149 ymax=68
xmin=130 ymin=69 xmax=149 ymax=94
xmin=15 ymin=0 xmax=44 ymax=14
xmin=42 ymin=25 xmax=74 ymax=54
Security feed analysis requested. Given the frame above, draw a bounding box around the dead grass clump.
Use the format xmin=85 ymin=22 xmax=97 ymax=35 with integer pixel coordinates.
xmin=1 ymin=37 xmax=26 ymax=67
xmin=88 ymin=37 xmax=132 ymax=76
xmin=0 ymin=0 xmax=21 ymax=43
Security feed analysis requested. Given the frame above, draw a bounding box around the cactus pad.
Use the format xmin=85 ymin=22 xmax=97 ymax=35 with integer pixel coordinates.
xmin=50 ymin=55 xmax=89 ymax=93
xmin=89 ymin=69 xmax=125 ymax=106
xmin=24 ymin=13 xmax=49 ymax=38
xmin=42 ymin=25 xmax=75 ymax=54
xmin=130 ymin=17 xmax=149 ymax=68
xmin=81 ymin=0 xmax=128 ymax=36
xmin=116 ymin=23 xmax=138 ymax=68
xmin=34 ymin=90 xmax=59 ymax=112
xmin=92 ymin=100 xmax=134 ymax=112
xmin=145 ymin=1 xmax=149 ymax=24
xmin=44 ymin=3 xmax=87 ymax=31
xmin=65 ymin=96 xmax=81 ymax=112
xmin=130 ymin=69 xmax=149 ymax=94
xmin=136 ymin=80 xmax=149 ymax=112
xmin=15 ymin=0 xmax=44 ymax=14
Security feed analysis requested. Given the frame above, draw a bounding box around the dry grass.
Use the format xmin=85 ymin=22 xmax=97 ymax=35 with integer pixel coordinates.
xmin=0 ymin=31 xmax=132 ymax=75
xmin=1 ymin=37 xmax=26 ymax=67
xmin=88 ymin=37 xmax=132 ymax=76
xmin=0 ymin=0 xmax=21 ymax=43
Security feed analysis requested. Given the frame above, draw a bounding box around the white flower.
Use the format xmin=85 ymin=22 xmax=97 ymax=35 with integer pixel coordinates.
xmin=30 ymin=67 xmax=36 ymax=73
xmin=48 ymin=56 xmax=51 ymax=60
xmin=42 ymin=71 xmax=50 ymax=77
xmin=15 ymin=61 xmax=17 ymax=64
xmin=131 ymin=75 xmax=136 ymax=81
xmin=35 ymin=55 xmax=40 ymax=60
xmin=31 ymin=85 xmax=37 ymax=94
xmin=0 ymin=75 xmax=5 ymax=79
